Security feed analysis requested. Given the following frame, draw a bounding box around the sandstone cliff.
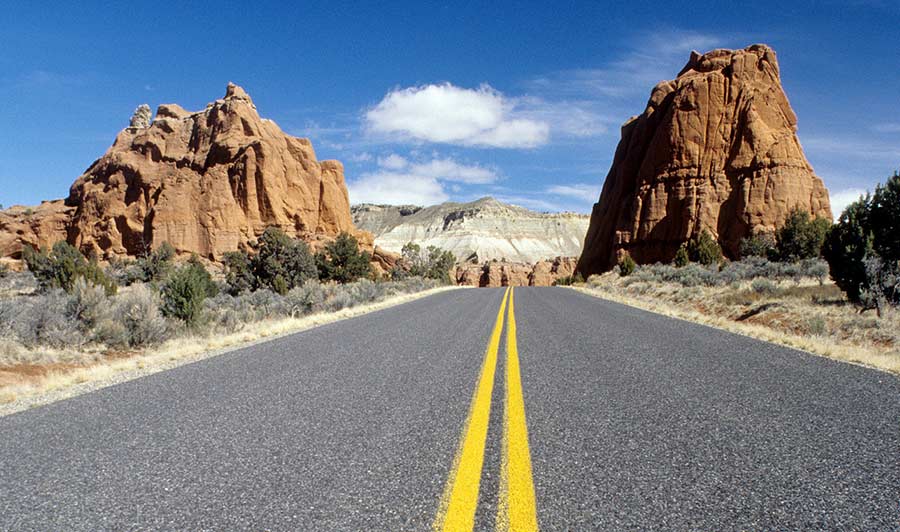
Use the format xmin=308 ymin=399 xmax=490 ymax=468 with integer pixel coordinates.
xmin=1 ymin=83 xmax=371 ymax=262
xmin=577 ymin=45 xmax=831 ymax=276
xmin=352 ymin=197 xmax=590 ymax=263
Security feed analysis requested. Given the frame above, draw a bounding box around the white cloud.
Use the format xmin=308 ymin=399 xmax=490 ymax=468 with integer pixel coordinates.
xmin=546 ymin=183 xmax=599 ymax=202
xmin=377 ymin=153 xmax=408 ymax=169
xmin=409 ymin=158 xmax=497 ymax=184
xmin=349 ymin=172 xmax=448 ymax=205
xmin=365 ymin=83 xmax=549 ymax=148
xmin=829 ymin=188 xmax=868 ymax=220
xmin=349 ymin=155 xmax=498 ymax=205
xmin=530 ymin=31 xmax=725 ymax=101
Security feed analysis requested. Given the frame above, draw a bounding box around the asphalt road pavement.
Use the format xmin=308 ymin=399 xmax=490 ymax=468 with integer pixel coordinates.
xmin=1 ymin=287 xmax=898 ymax=530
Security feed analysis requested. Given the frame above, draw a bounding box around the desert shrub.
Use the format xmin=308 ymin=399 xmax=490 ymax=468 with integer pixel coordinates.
xmin=0 ymin=262 xmax=8 ymax=279
xmin=400 ymin=243 xmax=455 ymax=282
xmin=673 ymin=244 xmax=690 ymax=267
xmin=554 ymin=275 xmax=575 ymax=286
xmin=160 ymin=258 xmax=218 ymax=324
xmin=751 ymin=278 xmax=778 ymax=295
xmin=13 ymin=291 xmax=85 ymax=348
xmin=858 ymin=255 xmax=900 ymax=315
xmin=618 ymin=253 xmax=636 ymax=277
xmin=22 ymin=241 xmax=116 ymax=295
xmin=66 ymin=278 xmax=109 ymax=331
xmin=805 ymin=316 xmax=827 ymax=336
xmin=739 ymin=233 xmax=777 ymax=259
xmin=112 ymin=284 xmax=169 ymax=347
xmin=317 ymin=232 xmax=372 ymax=284
xmin=251 ymin=227 xmax=318 ymax=294
xmin=774 ymin=209 xmax=831 ymax=262
xmin=687 ymin=230 xmax=723 ymax=266
xmin=627 ymin=257 xmax=830 ymax=289
xmin=284 ymin=281 xmax=328 ymax=316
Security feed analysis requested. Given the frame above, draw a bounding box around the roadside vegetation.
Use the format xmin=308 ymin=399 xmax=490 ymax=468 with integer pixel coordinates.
xmin=579 ymin=172 xmax=900 ymax=374
xmin=0 ymin=229 xmax=457 ymax=405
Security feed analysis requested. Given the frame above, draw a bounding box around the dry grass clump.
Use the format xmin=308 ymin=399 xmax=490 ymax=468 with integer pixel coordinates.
xmin=579 ymin=259 xmax=900 ymax=374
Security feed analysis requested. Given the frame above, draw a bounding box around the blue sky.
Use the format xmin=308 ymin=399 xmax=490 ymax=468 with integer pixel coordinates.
xmin=1 ymin=1 xmax=897 ymax=217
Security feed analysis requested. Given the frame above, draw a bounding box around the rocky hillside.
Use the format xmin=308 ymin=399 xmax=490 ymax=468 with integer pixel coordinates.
xmin=352 ymin=197 xmax=590 ymax=263
xmin=577 ymin=45 xmax=831 ymax=276
xmin=1 ymin=83 xmax=388 ymax=266
xmin=455 ymin=257 xmax=578 ymax=287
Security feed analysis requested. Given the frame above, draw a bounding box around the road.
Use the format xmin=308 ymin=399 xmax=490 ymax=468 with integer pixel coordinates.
xmin=1 ymin=287 xmax=898 ymax=530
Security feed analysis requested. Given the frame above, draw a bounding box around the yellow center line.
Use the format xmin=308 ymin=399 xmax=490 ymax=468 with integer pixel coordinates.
xmin=434 ymin=287 xmax=510 ymax=532
xmin=497 ymin=287 xmax=540 ymax=531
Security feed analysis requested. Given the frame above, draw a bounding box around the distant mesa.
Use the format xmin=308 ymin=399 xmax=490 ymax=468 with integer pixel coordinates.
xmin=1 ymin=83 xmax=389 ymax=269
xmin=577 ymin=44 xmax=832 ymax=276
xmin=352 ymin=197 xmax=590 ymax=264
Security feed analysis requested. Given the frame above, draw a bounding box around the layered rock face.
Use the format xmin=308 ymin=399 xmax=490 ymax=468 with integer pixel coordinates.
xmin=1 ymin=83 xmax=367 ymax=261
xmin=455 ymin=257 xmax=577 ymax=287
xmin=352 ymin=197 xmax=590 ymax=263
xmin=577 ymin=45 xmax=831 ymax=276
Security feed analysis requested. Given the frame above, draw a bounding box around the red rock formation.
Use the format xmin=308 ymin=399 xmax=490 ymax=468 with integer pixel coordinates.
xmin=1 ymin=83 xmax=373 ymax=263
xmin=577 ymin=45 xmax=831 ymax=276
xmin=0 ymin=202 xmax=73 ymax=259
xmin=455 ymin=257 xmax=578 ymax=287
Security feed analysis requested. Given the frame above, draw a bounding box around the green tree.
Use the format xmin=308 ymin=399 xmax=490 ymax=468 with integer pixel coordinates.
xmin=823 ymin=195 xmax=873 ymax=303
xmin=23 ymin=241 xmax=116 ymax=295
xmin=870 ymin=172 xmax=900 ymax=263
xmin=618 ymin=252 xmax=636 ymax=276
xmin=400 ymin=242 xmax=455 ymax=282
xmin=222 ymin=250 xmax=254 ymax=294
xmin=136 ymin=242 xmax=176 ymax=283
xmin=674 ymin=243 xmax=690 ymax=267
xmin=316 ymin=232 xmax=372 ymax=283
xmin=688 ymin=230 xmax=723 ymax=266
xmin=774 ymin=209 xmax=831 ymax=262
xmin=251 ymin=227 xmax=318 ymax=294
xmin=160 ymin=257 xmax=218 ymax=324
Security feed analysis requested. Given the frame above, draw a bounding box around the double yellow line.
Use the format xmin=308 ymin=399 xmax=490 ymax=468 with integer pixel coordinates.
xmin=433 ymin=287 xmax=539 ymax=532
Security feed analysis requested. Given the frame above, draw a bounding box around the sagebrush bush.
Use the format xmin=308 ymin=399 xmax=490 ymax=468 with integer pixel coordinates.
xmin=13 ymin=291 xmax=85 ymax=348
xmin=739 ymin=233 xmax=776 ymax=259
xmin=66 ymin=278 xmax=109 ymax=331
xmin=624 ymin=257 xmax=830 ymax=288
xmin=751 ymin=278 xmax=778 ymax=295
xmin=113 ymin=284 xmax=169 ymax=347
xmin=0 ymin=262 xmax=9 ymax=279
